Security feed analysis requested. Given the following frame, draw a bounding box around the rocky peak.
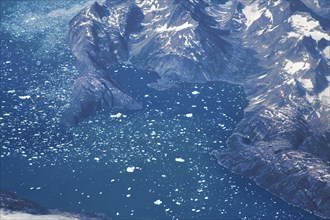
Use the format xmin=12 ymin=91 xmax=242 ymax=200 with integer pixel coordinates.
xmin=65 ymin=0 xmax=330 ymax=217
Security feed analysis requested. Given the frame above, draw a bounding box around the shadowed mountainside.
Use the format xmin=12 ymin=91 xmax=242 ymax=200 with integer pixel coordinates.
xmin=64 ymin=0 xmax=330 ymax=218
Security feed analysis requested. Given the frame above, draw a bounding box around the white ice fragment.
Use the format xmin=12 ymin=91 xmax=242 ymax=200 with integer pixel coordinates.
xmin=18 ymin=95 xmax=31 ymax=100
xmin=258 ymin=74 xmax=267 ymax=79
xmin=126 ymin=166 xmax=135 ymax=173
xmin=110 ymin=113 xmax=122 ymax=118
xmin=185 ymin=113 xmax=193 ymax=118
xmin=175 ymin=158 xmax=185 ymax=162
xmin=192 ymin=91 xmax=200 ymax=95
xmin=94 ymin=157 xmax=100 ymax=162
xmin=154 ymin=199 xmax=162 ymax=205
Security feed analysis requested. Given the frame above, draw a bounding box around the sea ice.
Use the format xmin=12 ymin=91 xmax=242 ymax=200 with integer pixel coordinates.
xmin=154 ymin=199 xmax=162 ymax=205
xmin=126 ymin=166 xmax=135 ymax=172
xmin=18 ymin=95 xmax=31 ymax=100
xmin=175 ymin=158 xmax=185 ymax=162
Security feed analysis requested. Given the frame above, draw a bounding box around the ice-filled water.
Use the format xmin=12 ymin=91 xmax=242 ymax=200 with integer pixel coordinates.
xmin=0 ymin=1 xmax=319 ymax=219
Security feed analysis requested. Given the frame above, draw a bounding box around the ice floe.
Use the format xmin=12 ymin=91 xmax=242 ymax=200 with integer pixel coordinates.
xmin=175 ymin=158 xmax=185 ymax=162
xmin=126 ymin=166 xmax=136 ymax=173
xmin=154 ymin=199 xmax=162 ymax=205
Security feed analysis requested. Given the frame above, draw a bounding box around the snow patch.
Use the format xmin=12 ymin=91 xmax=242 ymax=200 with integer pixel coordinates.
xmin=155 ymin=22 xmax=195 ymax=33
xmin=319 ymin=84 xmax=330 ymax=106
xmin=283 ymin=59 xmax=310 ymax=75
xmin=242 ymin=4 xmax=265 ymax=30
xmin=108 ymin=11 xmax=121 ymax=27
xmin=287 ymin=32 xmax=301 ymax=39
xmin=0 ymin=210 xmax=78 ymax=220
xmin=299 ymin=78 xmax=314 ymax=90
xmin=289 ymin=14 xmax=329 ymax=42
xmin=258 ymin=74 xmax=267 ymax=79
xmin=323 ymin=46 xmax=330 ymax=59
xmin=264 ymin=9 xmax=273 ymax=23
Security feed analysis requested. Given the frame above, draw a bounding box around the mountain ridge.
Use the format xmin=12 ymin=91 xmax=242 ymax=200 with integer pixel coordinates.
xmin=65 ymin=0 xmax=330 ymax=217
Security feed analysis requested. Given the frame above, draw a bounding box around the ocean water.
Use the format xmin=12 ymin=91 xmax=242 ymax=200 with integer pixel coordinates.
xmin=0 ymin=1 xmax=319 ymax=219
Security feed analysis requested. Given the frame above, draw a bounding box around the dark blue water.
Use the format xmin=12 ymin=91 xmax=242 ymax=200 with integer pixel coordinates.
xmin=0 ymin=1 xmax=319 ymax=219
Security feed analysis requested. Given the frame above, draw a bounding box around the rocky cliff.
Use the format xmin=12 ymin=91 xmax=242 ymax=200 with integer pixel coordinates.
xmin=65 ymin=0 xmax=330 ymax=218
xmin=0 ymin=190 xmax=108 ymax=220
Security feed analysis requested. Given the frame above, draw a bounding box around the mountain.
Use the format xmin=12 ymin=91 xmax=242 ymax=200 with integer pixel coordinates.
xmin=0 ymin=190 xmax=108 ymax=220
xmin=65 ymin=0 xmax=330 ymax=218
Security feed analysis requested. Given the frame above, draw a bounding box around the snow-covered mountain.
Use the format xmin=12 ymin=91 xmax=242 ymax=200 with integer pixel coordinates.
xmin=65 ymin=0 xmax=330 ymax=217
xmin=0 ymin=190 xmax=106 ymax=220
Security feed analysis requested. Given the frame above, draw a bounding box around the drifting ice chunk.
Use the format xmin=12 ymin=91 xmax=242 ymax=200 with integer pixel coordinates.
xmin=126 ymin=166 xmax=135 ymax=173
xmin=110 ymin=113 xmax=122 ymax=118
xmin=154 ymin=199 xmax=162 ymax=205
xmin=192 ymin=91 xmax=200 ymax=95
xmin=175 ymin=158 xmax=185 ymax=162
xmin=185 ymin=113 xmax=193 ymax=118
xmin=18 ymin=95 xmax=31 ymax=100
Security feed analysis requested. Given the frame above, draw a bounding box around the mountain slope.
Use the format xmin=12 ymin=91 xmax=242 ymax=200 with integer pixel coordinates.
xmin=65 ymin=0 xmax=330 ymax=217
